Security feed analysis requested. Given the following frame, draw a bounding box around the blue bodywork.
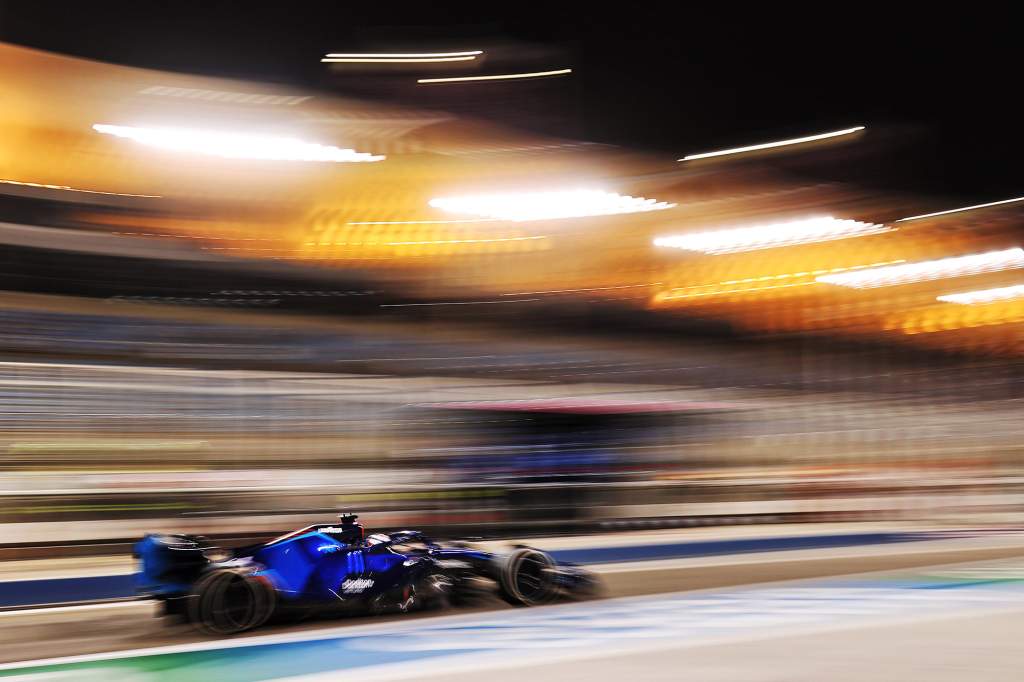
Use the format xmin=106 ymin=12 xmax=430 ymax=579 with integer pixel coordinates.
xmin=134 ymin=517 xmax=586 ymax=634
xmin=242 ymin=530 xmax=489 ymax=603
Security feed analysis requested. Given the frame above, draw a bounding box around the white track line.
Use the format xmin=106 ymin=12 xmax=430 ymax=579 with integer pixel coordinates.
xmin=0 ymin=601 xmax=150 ymax=618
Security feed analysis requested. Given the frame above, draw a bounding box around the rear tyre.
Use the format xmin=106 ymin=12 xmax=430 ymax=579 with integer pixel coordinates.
xmin=498 ymin=548 xmax=558 ymax=606
xmin=187 ymin=570 xmax=275 ymax=635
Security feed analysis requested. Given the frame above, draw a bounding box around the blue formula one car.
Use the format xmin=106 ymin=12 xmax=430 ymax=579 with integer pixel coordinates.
xmin=134 ymin=513 xmax=597 ymax=634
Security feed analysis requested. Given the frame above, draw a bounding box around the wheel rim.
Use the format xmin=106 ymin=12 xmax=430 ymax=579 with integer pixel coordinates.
xmin=212 ymin=575 xmax=257 ymax=631
xmin=510 ymin=551 xmax=554 ymax=603
xmin=191 ymin=571 xmax=272 ymax=635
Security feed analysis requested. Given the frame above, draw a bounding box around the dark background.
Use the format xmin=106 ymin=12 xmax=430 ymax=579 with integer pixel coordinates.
xmin=1 ymin=2 xmax=1020 ymax=201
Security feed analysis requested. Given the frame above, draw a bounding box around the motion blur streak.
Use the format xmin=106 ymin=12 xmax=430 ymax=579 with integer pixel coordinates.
xmin=938 ymin=283 xmax=1024 ymax=305
xmin=651 ymin=259 xmax=909 ymax=301
xmin=654 ymin=260 xmax=907 ymax=302
xmin=653 ymin=217 xmax=891 ymax=254
xmin=429 ymin=190 xmax=675 ymax=221
xmin=346 ymin=220 xmax=502 ymax=225
xmin=384 ymin=236 xmax=547 ymax=245
xmin=92 ymin=124 xmax=386 ymax=163
xmin=417 ymin=68 xmax=573 ymax=83
xmin=324 ymin=51 xmax=483 ymax=58
xmin=816 ymin=248 xmax=1024 ymax=288
xmin=322 ymin=57 xmax=478 ymax=63
xmin=896 ymin=195 xmax=1024 ymax=222
xmin=679 ymin=126 xmax=865 ymax=160
xmin=0 ymin=179 xmax=161 ymax=198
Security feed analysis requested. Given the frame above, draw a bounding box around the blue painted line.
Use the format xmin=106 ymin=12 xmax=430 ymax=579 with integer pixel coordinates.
xmin=0 ymin=531 xmax=940 ymax=609
xmin=0 ymin=573 xmax=135 ymax=608
xmin=548 ymin=531 xmax=917 ymax=564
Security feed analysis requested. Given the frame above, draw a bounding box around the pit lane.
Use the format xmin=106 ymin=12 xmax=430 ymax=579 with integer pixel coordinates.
xmin=2 ymin=532 xmax=1024 ymax=667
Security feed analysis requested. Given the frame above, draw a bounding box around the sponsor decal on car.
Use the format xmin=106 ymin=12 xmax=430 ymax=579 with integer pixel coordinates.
xmin=341 ymin=578 xmax=375 ymax=593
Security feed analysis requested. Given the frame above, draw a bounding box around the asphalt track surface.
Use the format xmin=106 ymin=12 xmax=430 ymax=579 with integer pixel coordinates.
xmin=418 ymin=572 xmax=1024 ymax=682
xmin=3 ymin=533 xmax=1024 ymax=678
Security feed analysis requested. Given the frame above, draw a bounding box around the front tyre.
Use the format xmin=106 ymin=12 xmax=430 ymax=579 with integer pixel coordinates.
xmin=498 ymin=548 xmax=558 ymax=606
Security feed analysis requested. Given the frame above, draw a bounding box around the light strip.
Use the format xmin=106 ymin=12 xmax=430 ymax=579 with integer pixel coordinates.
xmin=429 ymin=189 xmax=675 ymax=222
xmin=347 ymin=219 xmax=502 ymax=225
xmin=680 ymin=126 xmax=865 ymax=162
xmin=325 ymin=51 xmax=482 ymax=58
xmin=656 ymin=281 xmax=817 ymax=301
xmin=0 ymin=179 xmax=160 ymax=198
xmin=896 ymin=196 xmax=1024 ymax=223
xmin=817 ymin=247 xmax=1024 ymax=289
xmin=417 ymin=68 xmax=572 ymax=84
xmin=937 ymin=283 xmax=1024 ymax=305
xmin=653 ymin=217 xmax=890 ymax=255
xmin=381 ymin=299 xmax=539 ymax=307
xmin=93 ymin=124 xmax=384 ymax=163
xmin=714 ymin=261 xmax=906 ymax=285
xmin=502 ymin=283 xmax=659 ymax=296
xmin=656 ymin=260 xmax=906 ymax=301
xmin=322 ymin=56 xmax=476 ymax=63
xmin=385 ymin=236 xmax=546 ymax=245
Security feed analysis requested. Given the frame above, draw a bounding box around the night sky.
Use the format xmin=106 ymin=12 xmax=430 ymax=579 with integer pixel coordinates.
xmin=2 ymin=3 xmax=1020 ymax=201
